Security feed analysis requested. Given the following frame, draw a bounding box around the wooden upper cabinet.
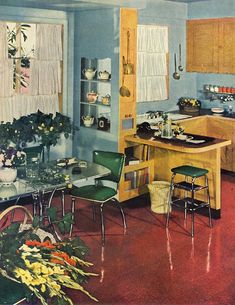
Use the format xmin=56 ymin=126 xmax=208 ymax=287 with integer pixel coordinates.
xmin=187 ymin=19 xmax=219 ymax=73
xmin=219 ymin=19 xmax=235 ymax=74
xmin=187 ymin=18 xmax=235 ymax=74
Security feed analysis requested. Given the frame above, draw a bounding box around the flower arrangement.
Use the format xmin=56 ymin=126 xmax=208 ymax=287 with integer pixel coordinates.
xmin=0 ymin=111 xmax=78 ymax=152
xmin=0 ymin=218 xmax=98 ymax=305
xmin=0 ymin=146 xmax=26 ymax=168
xmin=177 ymin=98 xmax=201 ymax=112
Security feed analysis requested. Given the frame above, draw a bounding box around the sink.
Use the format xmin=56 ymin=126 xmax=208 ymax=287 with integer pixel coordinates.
xmin=166 ymin=113 xmax=192 ymax=121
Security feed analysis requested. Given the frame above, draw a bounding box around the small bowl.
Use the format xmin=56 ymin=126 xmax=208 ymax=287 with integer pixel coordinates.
xmin=211 ymin=107 xmax=224 ymax=114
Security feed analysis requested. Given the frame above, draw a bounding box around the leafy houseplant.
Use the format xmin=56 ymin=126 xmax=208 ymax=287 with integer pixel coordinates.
xmin=0 ymin=111 xmax=78 ymax=160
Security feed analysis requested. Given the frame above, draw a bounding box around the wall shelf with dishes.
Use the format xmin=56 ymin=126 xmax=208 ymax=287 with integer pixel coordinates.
xmin=80 ymin=57 xmax=111 ymax=132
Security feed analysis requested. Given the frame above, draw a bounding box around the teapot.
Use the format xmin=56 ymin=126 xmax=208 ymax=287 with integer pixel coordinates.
xmin=101 ymin=94 xmax=111 ymax=105
xmin=98 ymin=70 xmax=111 ymax=80
xmin=82 ymin=68 xmax=97 ymax=80
xmin=97 ymin=116 xmax=110 ymax=131
xmin=82 ymin=115 xmax=94 ymax=127
xmin=86 ymin=91 xmax=98 ymax=103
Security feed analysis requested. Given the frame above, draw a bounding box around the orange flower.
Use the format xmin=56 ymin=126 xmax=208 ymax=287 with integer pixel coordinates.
xmin=51 ymin=251 xmax=76 ymax=266
xmin=25 ymin=239 xmax=56 ymax=249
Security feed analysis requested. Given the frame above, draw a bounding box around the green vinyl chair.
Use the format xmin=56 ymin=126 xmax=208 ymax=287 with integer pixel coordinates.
xmin=70 ymin=150 xmax=126 ymax=246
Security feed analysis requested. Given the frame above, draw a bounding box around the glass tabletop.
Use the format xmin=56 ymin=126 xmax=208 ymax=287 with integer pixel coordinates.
xmin=0 ymin=159 xmax=111 ymax=202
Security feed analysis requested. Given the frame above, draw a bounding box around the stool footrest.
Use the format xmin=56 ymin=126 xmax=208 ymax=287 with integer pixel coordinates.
xmin=171 ymin=197 xmax=210 ymax=211
xmin=173 ymin=181 xmax=207 ymax=192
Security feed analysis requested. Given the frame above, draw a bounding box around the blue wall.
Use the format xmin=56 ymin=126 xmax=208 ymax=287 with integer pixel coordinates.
xmin=73 ymin=8 xmax=120 ymax=160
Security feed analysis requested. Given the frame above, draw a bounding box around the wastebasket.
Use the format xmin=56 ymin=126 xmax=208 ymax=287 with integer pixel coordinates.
xmin=147 ymin=181 xmax=170 ymax=214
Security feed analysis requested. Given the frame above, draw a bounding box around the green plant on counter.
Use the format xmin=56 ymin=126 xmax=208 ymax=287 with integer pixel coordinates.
xmin=177 ymin=97 xmax=201 ymax=108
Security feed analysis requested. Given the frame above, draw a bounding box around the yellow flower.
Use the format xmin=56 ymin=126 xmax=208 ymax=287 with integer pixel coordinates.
xmin=14 ymin=268 xmax=33 ymax=286
xmin=20 ymin=244 xmax=40 ymax=253
xmin=41 ymin=284 xmax=46 ymax=293
xmin=53 ymin=265 xmax=65 ymax=275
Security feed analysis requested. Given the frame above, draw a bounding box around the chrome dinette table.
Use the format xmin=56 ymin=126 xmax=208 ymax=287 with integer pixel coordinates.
xmin=0 ymin=159 xmax=111 ymax=222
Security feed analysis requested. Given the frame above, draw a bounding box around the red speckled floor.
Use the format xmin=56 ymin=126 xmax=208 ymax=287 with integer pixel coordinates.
xmin=20 ymin=172 xmax=235 ymax=305
xmin=64 ymin=172 xmax=235 ymax=305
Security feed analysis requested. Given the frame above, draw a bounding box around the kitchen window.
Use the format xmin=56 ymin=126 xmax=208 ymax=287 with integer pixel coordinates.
xmin=0 ymin=22 xmax=63 ymax=122
xmin=137 ymin=24 xmax=168 ymax=102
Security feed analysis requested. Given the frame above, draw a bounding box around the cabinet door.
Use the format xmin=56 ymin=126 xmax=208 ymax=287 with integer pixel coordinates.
xmin=186 ymin=19 xmax=219 ymax=73
xmin=219 ymin=18 xmax=235 ymax=74
xmin=207 ymin=117 xmax=234 ymax=171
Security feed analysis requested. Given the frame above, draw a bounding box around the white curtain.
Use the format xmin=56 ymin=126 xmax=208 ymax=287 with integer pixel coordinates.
xmin=0 ymin=22 xmax=8 ymax=60
xmin=137 ymin=25 xmax=168 ymax=102
xmin=35 ymin=24 xmax=62 ymax=60
xmin=0 ymin=59 xmax=13 ymax=97
xmin=0 ymin=22 xmax=63 ymax=122
xmin=29 ymin=60 xmax=61 ymax=95
xmin=0 ymin=94 xmax=59 ymax=122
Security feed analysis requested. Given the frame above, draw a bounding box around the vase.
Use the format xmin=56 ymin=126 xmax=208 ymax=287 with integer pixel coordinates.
xmin=0 ymin=183 xmax=17 ymax=198
xmin=46 ymin=146 xmax=51 ymax=162
xmin=0 ymin=167 xmax=17 ymax=184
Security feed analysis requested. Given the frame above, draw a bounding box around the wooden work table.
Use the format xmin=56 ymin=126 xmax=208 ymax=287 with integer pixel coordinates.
xmin=125 ymin=133 xmax=231 ymax=217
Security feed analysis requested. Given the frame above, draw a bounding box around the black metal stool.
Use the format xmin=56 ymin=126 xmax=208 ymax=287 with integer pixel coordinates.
xmin=166 ymin=165 xmax=213 ymax=237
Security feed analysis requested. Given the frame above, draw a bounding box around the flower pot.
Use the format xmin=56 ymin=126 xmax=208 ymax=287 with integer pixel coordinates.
xmin=179 ymin=105 xmax=200 ymax=113
xmin=0 ymin=168 xmax=17 ymax=183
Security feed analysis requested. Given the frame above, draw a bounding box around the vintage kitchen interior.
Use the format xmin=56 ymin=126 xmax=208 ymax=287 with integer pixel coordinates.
xmin=0 ymin=1 xmax=234 ymax=305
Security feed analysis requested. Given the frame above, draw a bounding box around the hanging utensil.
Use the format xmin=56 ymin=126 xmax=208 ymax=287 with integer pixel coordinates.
xmin=173 ymin=53 xmax=180 ymax=80
xmin=123 ymin=30 xmax=134 ymax=75
xmin=119 ymin=56 xmax=131 ymax=97
xmin=178 ymin=44 xmax=184 ymax=71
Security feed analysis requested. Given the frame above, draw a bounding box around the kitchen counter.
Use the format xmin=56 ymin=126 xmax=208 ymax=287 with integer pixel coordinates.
xmin=176 ymin=108 xmax=235 ymax=119
xmin=125 ymin=133 xmax=231 ymax=218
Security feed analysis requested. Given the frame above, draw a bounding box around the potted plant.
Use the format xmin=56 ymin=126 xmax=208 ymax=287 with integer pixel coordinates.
xmin=0 ymin=146 xmax=26 ymax=183
xmin=177 ymin=97 xmax=201 ymax=113
xmin=0 ymin=111 xmax=78 ymax=161
xmin=26 ymin=111 xmax=78 ymax=161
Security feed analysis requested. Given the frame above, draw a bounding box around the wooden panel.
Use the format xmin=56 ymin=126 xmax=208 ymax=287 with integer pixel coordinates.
xmin=186 ymin=19 xmax=219 ymax=73
xmin=119 ymin=8 xmax=137 ymax=150
xmin=219 ymin=18 xmax=235 ymax=74
xmin=178 ymin=117 xmax=208 ymax=136
xmin=207 ymin=117 xmax=234 ymax=171
xmin=177 ymin=116 xmax=235 ymax=172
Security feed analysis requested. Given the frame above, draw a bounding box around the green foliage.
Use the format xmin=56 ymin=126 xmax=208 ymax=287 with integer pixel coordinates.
xmin=0 ymin=209 xmax=97 ymax=305
xmin=0 ymin=111 xmax=78 ymax=149
xmin=46 ymin=207 xmax=74 ymax=235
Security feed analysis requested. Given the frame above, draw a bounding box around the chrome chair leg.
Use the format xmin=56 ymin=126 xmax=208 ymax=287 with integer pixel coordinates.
xmin=206 ymin=176 xmax=213 ymax=228
xmin=191 ymin=178 xmax=196 ymax=237
xmin=100 ymin=203 xmax=105 ymax=246
xmin=69 ymin=197 xmax=75 ymax=237
xmin=166 ymin=173 xmax=175 ymax=228
xmin=114 ymin=199 xmax=127 ymax=231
